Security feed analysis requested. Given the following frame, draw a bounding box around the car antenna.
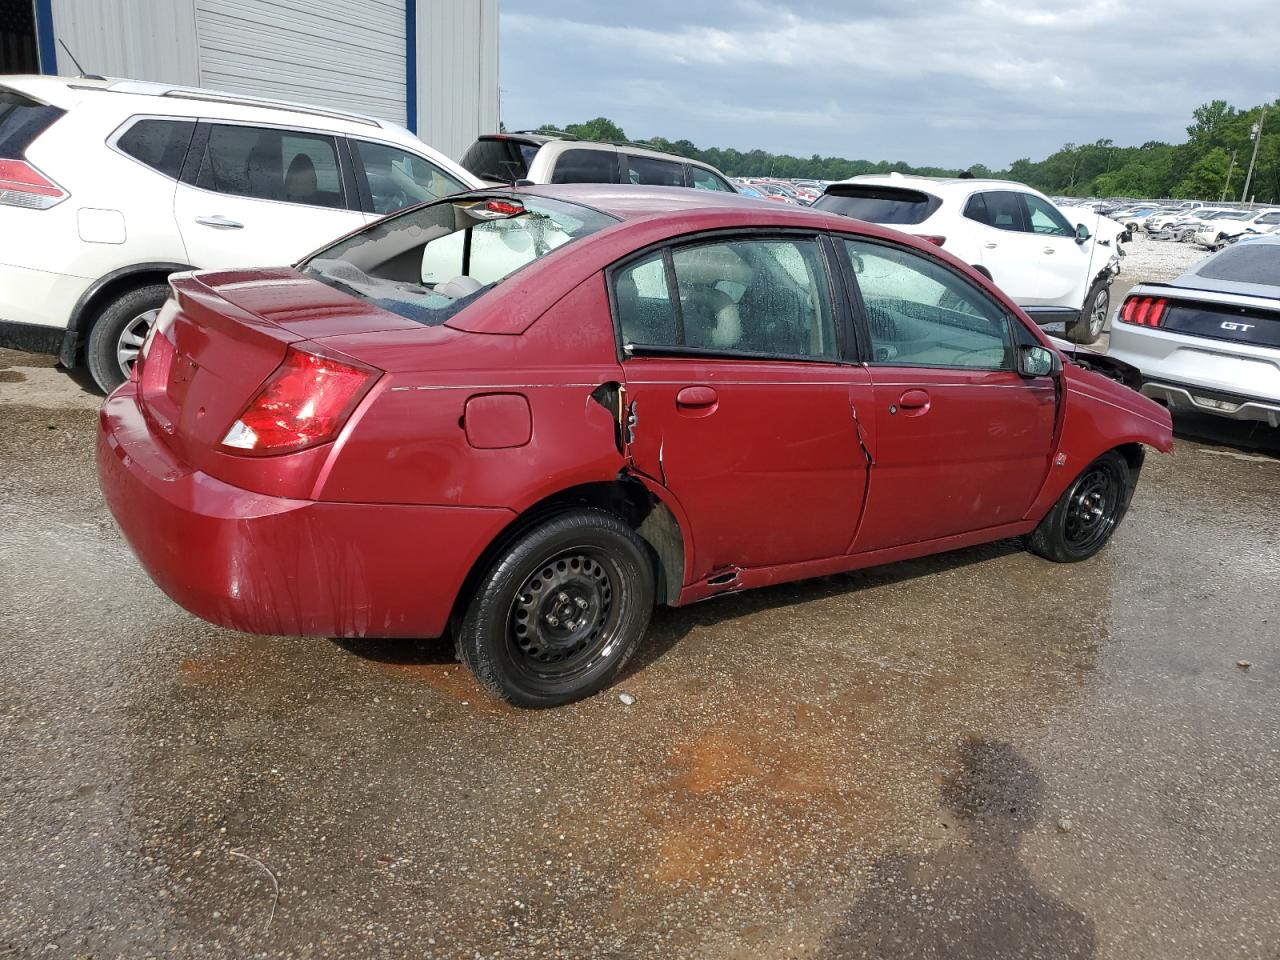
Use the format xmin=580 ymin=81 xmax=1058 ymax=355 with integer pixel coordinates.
xmin=57 ymin=38 xmax=103 ymax=79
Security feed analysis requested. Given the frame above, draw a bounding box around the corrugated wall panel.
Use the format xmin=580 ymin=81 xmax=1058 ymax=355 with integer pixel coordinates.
xmin=49 ymin=0 xmax=199 ymax=84
xmin=194 ymin=0 xmax=407 ymax=124
xmin=415 ymin=0 xmax=498 ymax=160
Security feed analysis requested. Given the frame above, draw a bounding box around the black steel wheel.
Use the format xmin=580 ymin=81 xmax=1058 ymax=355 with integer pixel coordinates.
xmin=1027 ymin=451 xmax=1134 ymax=563
xmin=457 ymin=508 xmax=655 ymax=708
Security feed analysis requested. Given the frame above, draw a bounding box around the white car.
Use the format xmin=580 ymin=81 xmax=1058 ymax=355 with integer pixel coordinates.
xmin=1191 ymin=209 xmax=1280 ymax=248
xmin=1152 ymin=208 xmax=1243 ymax=241
xmin=1106 ymin=235 xmax=1280 ymax=427
xmin=459 ymin=133 xmax=738 ymax=193
xmin=813 ymin=174 xmax=1125 ymax=343
xmin=0 ymin=75 xmax=481 ymax=391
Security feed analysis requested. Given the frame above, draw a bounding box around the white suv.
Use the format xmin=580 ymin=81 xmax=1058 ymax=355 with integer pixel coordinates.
xmin=459 ymin=133 xmax=739 ymax=193
xmin=813 ymin=174 xmax=1126 ymax=343
xmin=0 ymin=76 xmax=481 ymax=390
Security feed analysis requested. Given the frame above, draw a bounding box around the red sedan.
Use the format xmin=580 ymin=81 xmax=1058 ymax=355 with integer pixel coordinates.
xmin=98 ymin=186 xmax=1173 ymax=707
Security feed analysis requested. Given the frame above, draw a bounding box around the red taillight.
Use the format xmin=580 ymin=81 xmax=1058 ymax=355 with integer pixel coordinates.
xmin=220 ymin=345 xmax=377 ymax=455
xmin=0 ymin=158 xmax=68 ymax=209
xmin=1118 ymin=296 xmax=1168 ymax=327
xmin=921 ymin=235 xmax=947 ymax=246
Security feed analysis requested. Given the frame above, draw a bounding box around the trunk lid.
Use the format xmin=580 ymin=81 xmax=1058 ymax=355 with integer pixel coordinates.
xmin=138 ymin=269 xmax=419 ymax=491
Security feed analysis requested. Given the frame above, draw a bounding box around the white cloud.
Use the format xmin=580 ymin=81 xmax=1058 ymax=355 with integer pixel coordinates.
xmin=500 ymin=1 xmax=1280 ymax=167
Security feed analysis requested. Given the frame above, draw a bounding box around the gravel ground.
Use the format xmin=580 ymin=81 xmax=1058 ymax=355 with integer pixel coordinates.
xmin=1 ymin=343 xmax=1278 ymax=959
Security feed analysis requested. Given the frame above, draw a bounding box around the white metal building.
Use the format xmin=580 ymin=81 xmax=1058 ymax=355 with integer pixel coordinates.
xmin=9 ymin=0 xmax=498 ymax=160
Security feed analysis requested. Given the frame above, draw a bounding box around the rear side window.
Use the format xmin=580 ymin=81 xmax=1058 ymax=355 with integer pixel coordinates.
xmin=116 ymin=119 xmax=194 ymax=179
xmin=615 ymin=238 xmax=837 ymax=359
xmin=550 ymin=148 xmax=617 ymax=184
xmin=0 ymin=91 xmax=65 ymax=159
xmin=459 ymin=137 xmax=539 ymax=182
xmin=353 ymin=140 xmax=466 ymax=214
xmin=813 ymin=186 xmax=941 ymax=225
xmin=1195 ymin=245 xmax=1280 ymax=285
xmin=196 ymin=124 xmax=345 ymax=209
xmin=302 ymin=195 xmax=617 ymax=325
xmin=625 ymin=155 xmax=684 ymax=187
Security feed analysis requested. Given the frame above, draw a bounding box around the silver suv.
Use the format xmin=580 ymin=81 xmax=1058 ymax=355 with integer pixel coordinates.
xmin=460 ymin=133 xmax=738 ymax=193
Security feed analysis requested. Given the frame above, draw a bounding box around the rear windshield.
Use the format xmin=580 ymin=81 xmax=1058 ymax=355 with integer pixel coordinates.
xmin=0 ymin=90 xmax=66 ymax=159
xmin=812 ymin=186 xmax=942 ymax=225
xmin=1195 ymin=245 xmax=1280 ymax=286
xmin=301 ymin=194 xmax=618 ymax=325
xmin=460 ymin=137 xmax=540 ymax=182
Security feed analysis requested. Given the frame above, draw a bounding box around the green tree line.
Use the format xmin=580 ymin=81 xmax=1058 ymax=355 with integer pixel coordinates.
xmin=532 ymin=99 xmax=1280 ymax=203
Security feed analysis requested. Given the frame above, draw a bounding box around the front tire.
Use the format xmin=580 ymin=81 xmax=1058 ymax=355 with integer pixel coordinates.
xmin=1027 ymin=451 xmax=1134 ymax=563
xmin=1065 ymin=279 xmax=1110 ymax=345
xmin=456 ymin=509 xmax=655 ymax=708
xmin=86 ymin=283 xmax=169 ymax=393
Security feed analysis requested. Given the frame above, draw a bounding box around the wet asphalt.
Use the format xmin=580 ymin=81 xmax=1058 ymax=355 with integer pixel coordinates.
xmin=1 ymin=346 xmax=1277 ymax=960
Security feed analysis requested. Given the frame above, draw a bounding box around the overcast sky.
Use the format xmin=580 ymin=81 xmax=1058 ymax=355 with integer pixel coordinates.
xmin=499 ymin=1 xmax=1280 ymax=169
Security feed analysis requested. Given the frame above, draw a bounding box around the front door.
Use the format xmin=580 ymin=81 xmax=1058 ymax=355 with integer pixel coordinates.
xmin=838 ymin=237 xmax=1057 ymax=552
xmin=174 ymin=122 xmax=366 ymax=269
xmin=611 ymin=236 xmax=871 ymax=582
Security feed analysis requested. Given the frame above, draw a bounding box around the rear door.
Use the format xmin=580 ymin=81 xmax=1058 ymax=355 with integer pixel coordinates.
xmin=613 ymin=234 xmax=872 ymax=582
xmin=838 ymin=237 xmax=1057 ymax=551
xmin=173 ymin=122 xmax=366 ymax=268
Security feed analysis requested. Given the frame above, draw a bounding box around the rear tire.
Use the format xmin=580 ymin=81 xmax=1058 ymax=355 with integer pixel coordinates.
xmin=456 ymin=508 xmax=655 ymax=708
xmin=86 ymin=283 xmax=169 ymax=393
xmin=1065 ymin=279 xmax=1109 ymax=345
xmin=1027 ymin=451 xmax=1134 ymax=563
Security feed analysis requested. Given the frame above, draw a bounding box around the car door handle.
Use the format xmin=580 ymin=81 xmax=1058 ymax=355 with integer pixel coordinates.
xmin=1043 ymin=246 xmax=1056 ymax=254
xmin=675 ymin=385 xmax=718 ymax=410
xmin=984 ymin=242 xmax=998 ymax=249
xmin=194 ymin=215 xmax=244 ymax=229
xmin=893 ymin=389 xmax=931 ymax=416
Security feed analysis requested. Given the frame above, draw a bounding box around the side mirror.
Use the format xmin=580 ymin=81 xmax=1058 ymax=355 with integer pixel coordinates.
xmin=1075 ymin=223 xmax=1091 ymax=244
xmin=1018 ymin=345 xmax=1059 ymax=378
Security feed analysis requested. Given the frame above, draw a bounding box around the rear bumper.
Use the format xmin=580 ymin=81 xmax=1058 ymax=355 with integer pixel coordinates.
xmin=1139 ymin=382 xmax=1280 ymax=426
xmin=1109 ymin=320 xmax=1280 ymax=426
xmin=97 ymin=388 xmax=515 ymax=639
xmin=0 ymin=261 xmax=89 ymax=334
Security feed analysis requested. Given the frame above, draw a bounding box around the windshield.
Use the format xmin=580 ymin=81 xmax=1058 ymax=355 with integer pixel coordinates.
xmin=301 ymin=195 xmax=618 ymax=325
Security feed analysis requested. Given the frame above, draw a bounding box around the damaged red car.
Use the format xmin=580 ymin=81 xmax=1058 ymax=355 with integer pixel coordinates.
xmin=98 ymin=185 xmax=1173 ymax=707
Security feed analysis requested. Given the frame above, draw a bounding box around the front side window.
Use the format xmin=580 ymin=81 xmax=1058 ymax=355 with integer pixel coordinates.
xmin=117 ymin=118 xmax=195 ymax=179
xmin=354 ymin=140 xmax=466 ymax=214
xmin=1023 ymin=194 xmax=1073 ymax=236
xmin=550 ymin=148 xmax=618 ymax=184
xmin=614 ymin=237 xmax=837 ymax=359
xmin=302 ymin=195 xmax=617 ymax=325
xmin=844 ymin=239 xmax=1013 ymax=370
xmin=196 ymin=124 xmax=344 ymax=209
xmin=625 ymin=155 xmax=685 ymax=187
xmin=689 ymin=166 xmax=734 ymax=192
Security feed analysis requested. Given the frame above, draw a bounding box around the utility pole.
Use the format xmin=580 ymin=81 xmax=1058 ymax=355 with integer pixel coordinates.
xmin=1221 ymin=149 xmax=1237 ymax=201
xmin=1241 ymin=105 xmax=1267 ymax=206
